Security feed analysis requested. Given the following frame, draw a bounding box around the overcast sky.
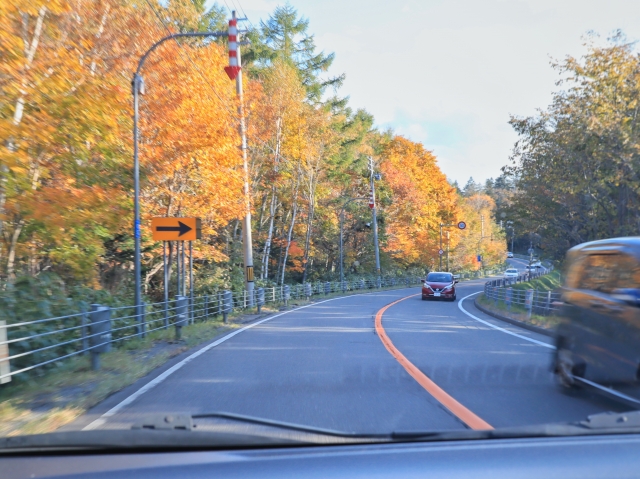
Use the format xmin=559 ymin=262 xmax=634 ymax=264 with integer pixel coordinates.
xmin=208 ymin=0 xmax=640 ymax=184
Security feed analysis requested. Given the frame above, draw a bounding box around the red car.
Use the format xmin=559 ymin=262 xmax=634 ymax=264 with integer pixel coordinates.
xmin=421 ymin=272 xmax=457 ymax=301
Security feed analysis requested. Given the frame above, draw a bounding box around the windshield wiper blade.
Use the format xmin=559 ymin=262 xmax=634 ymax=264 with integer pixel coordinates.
xmin=188 ymin=412 xmax=389 ymax=439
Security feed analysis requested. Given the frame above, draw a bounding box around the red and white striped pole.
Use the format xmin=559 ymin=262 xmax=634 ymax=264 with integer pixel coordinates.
xmin=225 ymin=11 xmax=254 ymax=305
xmin=224 ymin=16 xmax=241 ymax=80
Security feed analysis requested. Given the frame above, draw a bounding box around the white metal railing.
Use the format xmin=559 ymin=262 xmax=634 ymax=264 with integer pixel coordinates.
xmin=483 ymin=273 xmax=562 ymax=317
xmin=0 ymin=275 xmax=422 ymax=383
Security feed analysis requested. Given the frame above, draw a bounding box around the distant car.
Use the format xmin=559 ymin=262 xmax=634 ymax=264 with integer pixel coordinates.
xmin=507 ymin=251 xmax=514 ymax=258
xmin=421 ymin=272 xmax=457 ymax=301
xmin=504 ymin=268 xmax=519 ymax=279
xmin=532 ymin=260 xmax=542 ymax=267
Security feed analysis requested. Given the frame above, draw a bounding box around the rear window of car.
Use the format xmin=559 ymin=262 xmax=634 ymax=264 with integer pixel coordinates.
xmin=427 ymin=273 xmax=453 ymax=282
xmin=567 ymin=253 xmax=640 ymax=293
xmin=506 ymin=269 xmax=517 ymax=273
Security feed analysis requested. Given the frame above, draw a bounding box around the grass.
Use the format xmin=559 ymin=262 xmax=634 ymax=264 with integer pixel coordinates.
xmin=0 ymin=281 xmax=423 ymax=437
xmin=511 ymin=270 xmax=563 ymax=292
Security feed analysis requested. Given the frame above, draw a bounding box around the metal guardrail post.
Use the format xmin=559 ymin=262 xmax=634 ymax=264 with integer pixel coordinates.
xmin=525 ymin=290 xmax=534 ymax=319
xmin=89 ymin=304 xmax=111 ymax=371
xmin=163 ymin=299 xmax=169 ymax=329
xmin=284 ymin=284 xmax=290 ymax=306
xmin=223 ymin=290 xmax=232 ymax=323
xmin=216 ymin=291 xmax=222 ymax=317
xmin=0 ymin=320 xmax=11 ymax=384
xmin=204 ymin=294 xmax=209 ymax=320
xmin=140 ymin=301 xmax=146 ymax=338
xmin=175 ymin=295 xmax=187 ymax=340
xmin=304 ymin=283 xmax=312 ymax=299
xmin=324 ymin=281 xmax=330 ymax=295
xmin=256 ymin=287 xmax=265 ymax=313
xmin=546 ymin=291 xmax=551 ymax=315
xmin=81 ymin=307 xmax=88 ymax=355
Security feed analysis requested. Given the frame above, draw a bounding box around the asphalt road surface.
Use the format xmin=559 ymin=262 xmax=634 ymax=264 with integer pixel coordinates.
xmin=74 ymin=277 xmax=628 ymax=434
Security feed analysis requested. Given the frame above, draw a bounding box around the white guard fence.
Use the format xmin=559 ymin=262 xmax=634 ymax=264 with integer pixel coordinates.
xmin=0 ymin=276 xmax=422 ymax=384
xmin=484 ymin=273 xmax=562 ymax=318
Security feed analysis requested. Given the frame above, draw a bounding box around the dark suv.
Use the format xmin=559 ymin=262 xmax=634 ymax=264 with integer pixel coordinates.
xmin=554 ymin=237 xmax=640 ymax=389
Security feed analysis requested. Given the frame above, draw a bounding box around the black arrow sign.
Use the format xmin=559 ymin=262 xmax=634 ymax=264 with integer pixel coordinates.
xmin=156 ymin=221 xmax=192 ymax=237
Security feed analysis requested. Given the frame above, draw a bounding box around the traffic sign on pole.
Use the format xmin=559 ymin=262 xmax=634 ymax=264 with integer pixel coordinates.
xmin=438 ymin=249 xmax=444 ymax=256
xmin=151 ymin=217 xmax=201 ymax=241
xmin=458 ymin=221 xmax=466 ymax=230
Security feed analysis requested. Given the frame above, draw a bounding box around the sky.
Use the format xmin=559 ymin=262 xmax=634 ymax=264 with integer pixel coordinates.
xmin=207 ymin=0 xmax=640 ymax=184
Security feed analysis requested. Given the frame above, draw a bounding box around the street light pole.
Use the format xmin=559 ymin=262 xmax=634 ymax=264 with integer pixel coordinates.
xmin=368 ymin=158 xmax=381 ymax=280
xmin=131 ymin=30 xmax=226 ymax=327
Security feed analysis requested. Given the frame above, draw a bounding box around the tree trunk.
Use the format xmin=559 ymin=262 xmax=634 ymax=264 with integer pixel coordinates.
xmin=7 ymin=219 xmax=25 ymax=280
xmin=260 ymin=189 xmax=277 ymax=279
xmin=302 ymin=202 xmax=315 ymax=283
xmin=279 ymin=172 xmax=301 ymax=285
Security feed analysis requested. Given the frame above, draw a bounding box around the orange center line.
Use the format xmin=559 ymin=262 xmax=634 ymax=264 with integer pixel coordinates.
xmin=375 ymin=294 xmax=494 ymax=431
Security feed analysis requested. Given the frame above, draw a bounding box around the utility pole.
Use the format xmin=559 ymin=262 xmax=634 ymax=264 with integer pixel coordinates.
xmin=368 ymin=157 xmax=381 ymax=279
xmin=439 ymin=224 xmax=443 ymax=271
xmin=446 ymin=231 xmax=450 ymax=272
xmin=226 ymin=11 xmax=254 ymax=305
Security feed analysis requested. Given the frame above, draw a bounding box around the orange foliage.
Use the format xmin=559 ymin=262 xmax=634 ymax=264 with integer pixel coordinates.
xmin=379 ymin=136 xmax=459 ymax=268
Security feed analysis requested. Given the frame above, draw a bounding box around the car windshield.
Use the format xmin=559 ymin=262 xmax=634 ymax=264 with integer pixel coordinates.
xmin=2 ymin=0 xmax=639 ymax=454
xmin=427 ymin=273 xmax=453 ymax=283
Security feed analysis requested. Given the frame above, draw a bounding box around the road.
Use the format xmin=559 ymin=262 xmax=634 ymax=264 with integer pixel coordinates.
xmin=74 ymin=276 xmax=627 ymax=434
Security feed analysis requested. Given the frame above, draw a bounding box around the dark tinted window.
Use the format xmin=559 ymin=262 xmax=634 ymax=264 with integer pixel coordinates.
xmin=427 ymin=273 xmax=453 ymax=282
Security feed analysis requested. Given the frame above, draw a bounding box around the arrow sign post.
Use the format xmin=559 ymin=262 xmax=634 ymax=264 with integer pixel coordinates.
xmin=151 ymin=217 xmax=201 ymax=241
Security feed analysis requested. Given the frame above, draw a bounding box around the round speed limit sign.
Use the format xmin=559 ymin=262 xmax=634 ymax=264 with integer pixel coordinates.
xmin=457 ymin=221 xmax=466 ymax=230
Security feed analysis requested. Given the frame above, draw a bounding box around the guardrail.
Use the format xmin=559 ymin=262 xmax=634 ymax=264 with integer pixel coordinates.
xmin=483 ymin=273 xmax=562 ymax=317
xmin=0 ymin=275 xmax=422 ymax=384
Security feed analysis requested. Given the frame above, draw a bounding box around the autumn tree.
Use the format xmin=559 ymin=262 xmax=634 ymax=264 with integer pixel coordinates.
xmin=505 ymin=33 xmax=640 ymax=258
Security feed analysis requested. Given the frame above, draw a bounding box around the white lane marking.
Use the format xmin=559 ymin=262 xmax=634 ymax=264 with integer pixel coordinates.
xmin=83 ymin=289 xmax=411 ymax=430
xmin=457 ymin=292 xmax=555 ymax=350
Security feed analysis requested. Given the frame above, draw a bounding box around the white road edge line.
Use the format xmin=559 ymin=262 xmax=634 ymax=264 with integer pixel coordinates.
xmin=82 ymin=289 xmax=407 ymax=431
xmin=457 ymin=292 xmax=555 ymax=350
